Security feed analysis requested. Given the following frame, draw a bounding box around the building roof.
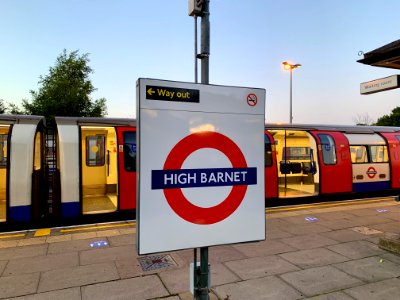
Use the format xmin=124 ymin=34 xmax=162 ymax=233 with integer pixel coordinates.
xmin=357 ymin=39 xmax=400 ymax=69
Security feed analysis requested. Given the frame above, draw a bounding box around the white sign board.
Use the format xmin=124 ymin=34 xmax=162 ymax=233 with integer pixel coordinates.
xmin=137 ymin=78 xmax=266 ymax=255
xmin=360 ymin=75 xmax=400 ymax=95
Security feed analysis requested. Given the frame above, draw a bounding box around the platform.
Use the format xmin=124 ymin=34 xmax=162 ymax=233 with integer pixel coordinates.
xmin=0 ymin=197 xmax=399 ymax=299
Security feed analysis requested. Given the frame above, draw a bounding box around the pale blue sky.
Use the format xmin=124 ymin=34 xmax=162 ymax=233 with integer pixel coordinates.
xmin=1 ymin=0 xmax=399 ymax=124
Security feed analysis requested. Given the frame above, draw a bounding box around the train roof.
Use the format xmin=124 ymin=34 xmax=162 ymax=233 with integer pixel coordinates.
xmin=55 ymin=116 xmax=136 ymax=127
xmin=265 ymin=123 xmax=400 ymax=134
xmin=0 ymin=114 xmax=45 ymax=125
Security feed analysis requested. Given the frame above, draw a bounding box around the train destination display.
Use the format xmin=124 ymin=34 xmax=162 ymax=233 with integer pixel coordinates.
xmin=136 ymin=78 xmax=266 ymax=255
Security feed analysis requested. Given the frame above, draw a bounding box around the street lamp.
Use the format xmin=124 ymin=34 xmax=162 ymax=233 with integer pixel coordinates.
xmin=282 ymin=61 xmax=301 ymax=124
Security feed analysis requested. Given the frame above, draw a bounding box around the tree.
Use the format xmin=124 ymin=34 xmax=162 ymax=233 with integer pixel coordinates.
xmin=22 ymin=49 xmax=107 ymax=126
xmin=353 ymin=113 xmax=374 ymax=126
xmin=375 ymin=107 xmax=400 ymax=126
xmin=0 ymin=99 xmax=5 ymax=114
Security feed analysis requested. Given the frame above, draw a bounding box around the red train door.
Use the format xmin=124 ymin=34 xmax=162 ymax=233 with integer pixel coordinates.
xmin=379 ymin=132 xmax=400 ymax=189
xmin=265 ymin=131 xmax=278 ymax=198
xmin=116 ymin=127 xmax=137 ymax=210
xmin=310 ymin=131 xmax=352 ymax=194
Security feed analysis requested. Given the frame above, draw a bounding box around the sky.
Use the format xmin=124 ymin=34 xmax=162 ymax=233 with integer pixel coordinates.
xmin=1 ymin=0 xmax=399 ymax=125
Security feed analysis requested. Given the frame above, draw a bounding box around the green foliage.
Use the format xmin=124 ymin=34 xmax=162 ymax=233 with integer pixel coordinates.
xmin=0 ymin=99 xmax=5 ymax=114
xmin=375 ymin=107 xmax=400 ymax=126
xmin=22 ymin=49 xmax=107 ymax=125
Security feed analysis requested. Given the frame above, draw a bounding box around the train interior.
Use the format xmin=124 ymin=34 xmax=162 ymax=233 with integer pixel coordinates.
xmin=0 ymin=125 xmax=9 ymax=222
xmin=81 ymin=126 xmax=118 ymax=214
xmin=269 ymin=129 xmax=319 ymax=198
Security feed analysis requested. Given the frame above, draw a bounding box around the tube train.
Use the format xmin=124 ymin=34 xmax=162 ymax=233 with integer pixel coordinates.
xmin=1 ymin=114 xmax=399 ymax=230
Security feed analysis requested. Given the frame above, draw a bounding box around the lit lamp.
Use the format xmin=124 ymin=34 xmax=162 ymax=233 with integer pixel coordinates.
xmin=282 ymin=61 xmax=301 ymax=124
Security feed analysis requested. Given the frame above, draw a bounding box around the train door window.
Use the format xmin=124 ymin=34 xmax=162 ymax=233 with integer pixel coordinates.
xmin=396 ymin=135 xmax=400 ymax=143
xmin=264 ymin=134 xmax=273 ymax=167
xmin=282 ymin=147 xmax=310 ymax=160
xmin=318 ymin=134 xmax=337 ymax=165
xmin=33 ymin=132 xmax=41 ymax=170
xmin=86 ymin=135 xmax=105 ymax=166
xmin=123 ymin=131 xmax=136 ymax=172
xmin=369 ymin=145 xmax=388 ymax=163
xmin=350 ymin=146 xmax=368 ymax=163
xmin=0 ymin=134 xmax=7 ymax=168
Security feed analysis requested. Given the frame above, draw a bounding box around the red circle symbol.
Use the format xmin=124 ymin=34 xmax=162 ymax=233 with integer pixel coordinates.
xmin=247 ymin=93 xmax=258 ymax=106
xmin=366 ymin=167 xmax=377 ymax=179
xmin=163 ymin=131 xmax=248 ymax=225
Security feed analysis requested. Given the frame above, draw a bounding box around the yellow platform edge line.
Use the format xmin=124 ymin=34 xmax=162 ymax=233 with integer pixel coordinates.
xmin=0 ymin=233 xmax=25 ymax=239
xmin=265 ymin=197 xmax=392 ymax=213
xmin=60 ymin=222 xmax=135 ymax=233
xmin=34 ymin=228 xmax=51 ymax=237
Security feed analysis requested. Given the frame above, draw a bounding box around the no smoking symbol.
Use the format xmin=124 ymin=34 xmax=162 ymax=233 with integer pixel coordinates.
xmin=247 ymin=93 xmax=258 ymax=106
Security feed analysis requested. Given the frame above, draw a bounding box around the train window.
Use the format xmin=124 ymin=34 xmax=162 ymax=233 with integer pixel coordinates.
xmin=33 ymin=132 xmax=41 ymax=170
xmin=86 ymin=135 xmax=105 ymax=166
xmin=396 ymin=135 xmax=400 ymax=143
xmin=369 ymin=145 xmax=389 ymax=163
xmin=264 ymin=134 xmax=273 ymax=167
xmin=282 ymin=147 xmax=310 ymax=160
xmin=318 ymin=134 xmax=337 ymax=165
xmin=123 ymin=131 xmax=136 ymax=172
xmin=0 ymin=134 xmax=7 ymax=168
xmin=350 ymin=146 xmax=368 ymax=163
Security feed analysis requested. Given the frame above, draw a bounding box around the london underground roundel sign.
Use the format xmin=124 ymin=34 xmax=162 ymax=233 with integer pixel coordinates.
xmin=153 ymin=131 xmax=255 ymax=225
xmin=137 ymin=78 xmax=266 ymax=255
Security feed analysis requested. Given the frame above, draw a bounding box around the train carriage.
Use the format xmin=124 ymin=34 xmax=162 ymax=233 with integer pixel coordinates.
xmin=0 ymin=115 xmax=46 ymax=225
xmin=264 ymin=124 xmax=400 ymax=203
xmin=54 ymin=117 xmax=137 ymax=220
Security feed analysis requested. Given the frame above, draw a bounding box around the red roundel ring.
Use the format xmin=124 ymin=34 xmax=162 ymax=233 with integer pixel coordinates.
xmin=367 ymin=166 xmax=377 ymax=179
xmin=163 ymin=131 xmax=248 ymax=225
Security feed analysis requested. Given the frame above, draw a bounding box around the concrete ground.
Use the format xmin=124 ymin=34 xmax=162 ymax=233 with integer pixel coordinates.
xmin=0 ymin=197 xmax=399 ymax=299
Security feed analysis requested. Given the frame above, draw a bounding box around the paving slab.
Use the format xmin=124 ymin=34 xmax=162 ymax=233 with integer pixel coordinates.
xmin=16 ymin=237 xmax=47 ymax=247
xmin=0 ymin=260 xmax=8 ymax=276
xmin=318 ymin=218 xmax=361 ymax=230
xmin=281 ymin=234 xmax=338 ymax=250
xmin=264 ymin=228 xmax=294 ymax=239
xmin=225 ymin=255 xmax=299 ymax=280
xmin=37 ymin=262 xmax=119 ymax=293
xmin=370 ymin=221 xmax=400 ymax=234
xmin=107 ymin=233 xmax=135 ymax=246
xmin=232 ymin=239 xmax=297 ymax=257
xmin=71 ymin=231 xmax=98 ymax=240
xmin=45 ymin=234 xmax=72 ymax=243
xmin=213 ymin=275 xmax=304 ymax=300
xmin=0 ymin=244 xmax=48 ymax=260
xmin=79 ymin=244 xmax=137 ymax=265
xmin=47 ymin=237 xmax=109 ymax=254
xmin=0 ymin=273 xmax=40 ymax=298
xmin=81 ymin=275 xmax=169 ymax=300
xmin=159 ymin=261 xmax=240 ymax=295
xmin=305 ymin=291 xmax=354 ymax=300
xmin=320 ymin=228 xmax=372 ymax=242
xmin=332 ymin=256 xmax=400 ymax=282
xmin=207 ymin=245 xmax=247 ymax=263
xmin=9 ymin=287 xmax=81 ymax=300
xmin=3 ymin=252 xmax=79 ymax=276
xmin=280 ymin=265 xmax=363 ymax=297
xmin=278 ymin=223 xmax=332 ymax=235
xmin=343 ymin=277 xmax=400 ymax=300
xmin=327 ymin=240 xmax=386 ymax=259
xmin=313 ymin=211 xmax=356 ymax=220
xmin=279 ymin=248 xmax=349 ymax=269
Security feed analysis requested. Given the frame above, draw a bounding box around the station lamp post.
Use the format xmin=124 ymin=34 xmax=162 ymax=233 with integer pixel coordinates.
xmin=282 ymin=61 xmax=301 ymax=124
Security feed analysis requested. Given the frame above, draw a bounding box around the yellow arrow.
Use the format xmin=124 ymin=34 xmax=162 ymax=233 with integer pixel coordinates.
xmin=147 ymin=88 xmax=155 ymax=96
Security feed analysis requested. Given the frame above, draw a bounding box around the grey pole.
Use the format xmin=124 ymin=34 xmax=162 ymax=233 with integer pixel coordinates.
xmin=290 ymin=68 xmax=293 ymax=124
xmin=199 ymin=1 xmax=210 ymax=299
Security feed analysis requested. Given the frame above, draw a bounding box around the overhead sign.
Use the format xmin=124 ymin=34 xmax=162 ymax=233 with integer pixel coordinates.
xmin=360 ymin=75 xmax=400 ymax=95
xmin=137 ymin=78 xmax=266 ymax=255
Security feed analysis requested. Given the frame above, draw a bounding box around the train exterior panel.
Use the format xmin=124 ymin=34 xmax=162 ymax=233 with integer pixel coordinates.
xmin=310 ymin=131 xmax=352 ymax=195
xmin=1 ymin=114 xmax=400 ymax=231
xmin=379 ymin=132 xmax=400 ymax=189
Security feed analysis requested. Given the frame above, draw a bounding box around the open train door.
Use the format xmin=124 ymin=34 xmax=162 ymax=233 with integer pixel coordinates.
xmin=310 ymin=131 xmax=352 ymax=194
xmin=379 ymin=132 xmax=400 ymax=189
xmin=264 ymin=131 xmax=278 ymax=198
xmin=116 ymin=127 xmax=137 ymax=210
